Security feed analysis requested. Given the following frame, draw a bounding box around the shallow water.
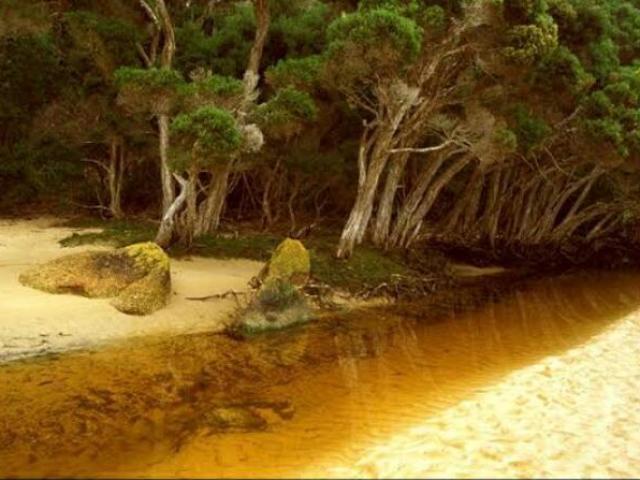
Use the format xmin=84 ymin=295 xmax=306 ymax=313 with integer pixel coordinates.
xmin=1 ymin=271 xmax=640 ymax=478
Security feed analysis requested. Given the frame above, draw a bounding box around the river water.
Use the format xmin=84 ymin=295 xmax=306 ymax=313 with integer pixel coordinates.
xmin=1 ymin=271 xmax=640 ymax=478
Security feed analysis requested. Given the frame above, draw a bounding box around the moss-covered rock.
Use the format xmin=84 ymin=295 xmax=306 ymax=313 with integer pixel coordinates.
xmin=258 ymin=238 xmax=310 ymax=286
xmin=231 ymin=278 xmax=312 ymax=336
xmin=19 ymin=242 xmax=171 ymax=315
xmin=231 ymin=239 xmax=314 ymax=335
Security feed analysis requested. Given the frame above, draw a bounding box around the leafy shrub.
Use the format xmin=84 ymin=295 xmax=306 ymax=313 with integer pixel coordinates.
xmin=171 ymin=106 xmax=243 ymax=169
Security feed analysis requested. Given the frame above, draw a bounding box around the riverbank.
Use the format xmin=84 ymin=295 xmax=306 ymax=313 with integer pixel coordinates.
xmin=0 ymin=217 xmax=515 ymax=362
xmin=0 ymin=217 xmax=262 ymax=362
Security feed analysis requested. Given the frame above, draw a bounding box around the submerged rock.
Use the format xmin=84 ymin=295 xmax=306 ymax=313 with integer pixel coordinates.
xmin=19 ymin=242 xmax=171 ymax=315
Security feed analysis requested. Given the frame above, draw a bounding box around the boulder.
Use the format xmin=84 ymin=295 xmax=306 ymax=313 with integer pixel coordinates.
xmin=19 ymin=242 xmax=171 ymax=315
xmin=235 ymin=239 xmax=312 ymax=335
xmin=257 ymin=238 xmax=310 ymax=286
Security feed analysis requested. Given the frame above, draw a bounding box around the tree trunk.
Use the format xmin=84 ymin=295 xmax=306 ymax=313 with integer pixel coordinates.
xmin=241 ymin=0 xmax=271 ymax=112
xmin=398 ymin=154 xmax=472 ymax=248
xmin=387 ymin=151 xmax=449 ymax=248
xmin=372 ymin=154 xmax=408 ymax=247
xmin=197 ymin=165 xmax=232 ymax=235
xmin=288 ymin=173 xmax=302 ymax=233
xmin=108 ymin=137 xmax=124 ymax=219
xmin=336 ymin=149 xmax=388 ymax=258
xmin=260 ymin=157 xmax=281 ymax=229
xmin=443 ymin=166 xmax=482 ymax=236
xmin=155 ymin=174 xmax=189 ymax=248
xmin=181 ymin=169 xmax=198 ymax=245
xmin=158 ymin=114 xmax=175 ymax=214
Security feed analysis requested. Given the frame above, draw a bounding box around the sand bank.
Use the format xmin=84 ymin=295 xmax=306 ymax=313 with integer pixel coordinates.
xmin=321 ymin=309 xmax=640 ymax=478
xmin=0 ymin=218 xmax=262 ymax=362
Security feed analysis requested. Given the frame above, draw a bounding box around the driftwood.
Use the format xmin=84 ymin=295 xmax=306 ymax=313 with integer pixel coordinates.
xmin=186 ymin=289 xmax=252 ymax=305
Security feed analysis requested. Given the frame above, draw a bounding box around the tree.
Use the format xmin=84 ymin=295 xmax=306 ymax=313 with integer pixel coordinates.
xmin=321 ymin=1 xmax=489 ymax=257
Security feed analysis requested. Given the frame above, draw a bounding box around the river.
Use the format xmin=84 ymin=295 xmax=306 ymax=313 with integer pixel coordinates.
xmin=1 ymin=270 xmax=640 ymax=478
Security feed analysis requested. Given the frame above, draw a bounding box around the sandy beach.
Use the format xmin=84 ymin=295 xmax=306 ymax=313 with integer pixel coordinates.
xmin=320 ymin=306 xmax=640 ymax=478
xmin=0 ymin=218 xmax=262 ymax=362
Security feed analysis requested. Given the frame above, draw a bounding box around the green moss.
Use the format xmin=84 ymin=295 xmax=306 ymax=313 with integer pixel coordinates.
xmin=309 ymin=240 xmax=411 ymax=291
xmin=262 ymin=238 xmax=311 ymax=285
xmin=59 ymin=219 xmax=155 ymax=248
xmin=183 ymin=233 xmax=281 ymax=260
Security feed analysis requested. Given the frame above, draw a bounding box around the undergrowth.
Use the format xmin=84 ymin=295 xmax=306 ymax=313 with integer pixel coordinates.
xmin=58 ymin=217 xmax=438 ymax=292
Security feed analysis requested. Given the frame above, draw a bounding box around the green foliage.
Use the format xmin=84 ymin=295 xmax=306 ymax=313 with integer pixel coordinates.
xmin=62 ymin=10 xmax=140 ymax=74
xmin=587 ymin=38 xmax=620 ymax=81
xmin=175 ymin=3 xmax=255 ymax=77
xmin=357 ymin=0 xmax=447 ymax=32
xmin=503 ymin=14 xmax=559 ymax=63
xmin=178 ymin=74 xmax=244 ymax=110
xmin=114 ymin=67 xmax=184 ymax=89
xmin=582 ymin=64 xmax=640 ymax=158
xmin=326 ymin=6 xmax=423 ymax=87
xmin=510 ymin=104 xmax=551 ymax=152
xmin=195 ymin=74 xmax=244 ymax=97
xmin=171 ymin=107 xmax=243 ymax=169
xmin=266 ymin=56 xmax=324 ymax=91
xmin=0 ymin=138 xmax=85 ymax=208
xmin=0 ymin=34 xmax=64 ymax=125
xmin=254 ymin=87 xmax=318 ymax=140
xmin=503 ymin=0 xmax=548 ymax=24
xmin=270 ymin=1 xmax=331 ymax=57
xmin=328 ymin=7 xmax=422 ymax=59
xmin=547 ymin=0 xmax=577 ymax=32
xmin=533 ymin=46 xmax=594 ymax=95
xmin=114 ymin=67 xmax=185 ymax=114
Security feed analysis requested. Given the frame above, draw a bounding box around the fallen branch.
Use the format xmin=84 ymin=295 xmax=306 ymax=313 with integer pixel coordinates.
xmin=187 ymin=289 xmax=252 ymax=302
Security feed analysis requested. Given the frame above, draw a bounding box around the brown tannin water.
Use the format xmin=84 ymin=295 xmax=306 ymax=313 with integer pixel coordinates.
xmin=1 ymin=271 xmax=640 ymax=478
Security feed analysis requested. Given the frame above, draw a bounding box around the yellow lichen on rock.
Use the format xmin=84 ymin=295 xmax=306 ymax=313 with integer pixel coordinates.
xmin=19 ymin=242 xmax=171 ymax=315
xmin=19 ymin=251 xmax=138 ymax=298
xmin=122 ymin=242 xmax=171 ymax=272
xmin=111 ymin=267 xmax=171 ymax=315
xmin=261 ymin=238 xmax=311 ymax=286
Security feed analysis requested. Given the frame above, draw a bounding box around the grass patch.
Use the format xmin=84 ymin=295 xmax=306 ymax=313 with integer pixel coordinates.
xmin=307 ymin=238 xmax=412 ymax=291
xmin=59 ymin=218 xmax=155 ymax=248
xmin=181 ymin=233 xmax=282 ymax=261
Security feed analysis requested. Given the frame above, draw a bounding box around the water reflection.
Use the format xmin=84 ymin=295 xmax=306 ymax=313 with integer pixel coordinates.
xmin=1 ymin=271 xmax=639 ymax=478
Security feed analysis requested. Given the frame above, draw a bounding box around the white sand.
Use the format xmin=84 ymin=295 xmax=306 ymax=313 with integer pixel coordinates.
xmin=0 ymin=218 xmax=262 ymax=362
xmin=322 ymin=311 xmax=640 ymax=478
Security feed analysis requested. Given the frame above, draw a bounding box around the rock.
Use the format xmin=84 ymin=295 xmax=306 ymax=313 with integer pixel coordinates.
xmin=19 ymin=242 xmax=171 ymax=315
xmin=204 ymin=407 xmax=268 ymax=432
xmin=234 ymin=240 xmax=313 ymax=335
xmin=258 ymin=238 xmax=310 ymax=287
xmin=234 ymin=278 xmax=312 ymax=335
